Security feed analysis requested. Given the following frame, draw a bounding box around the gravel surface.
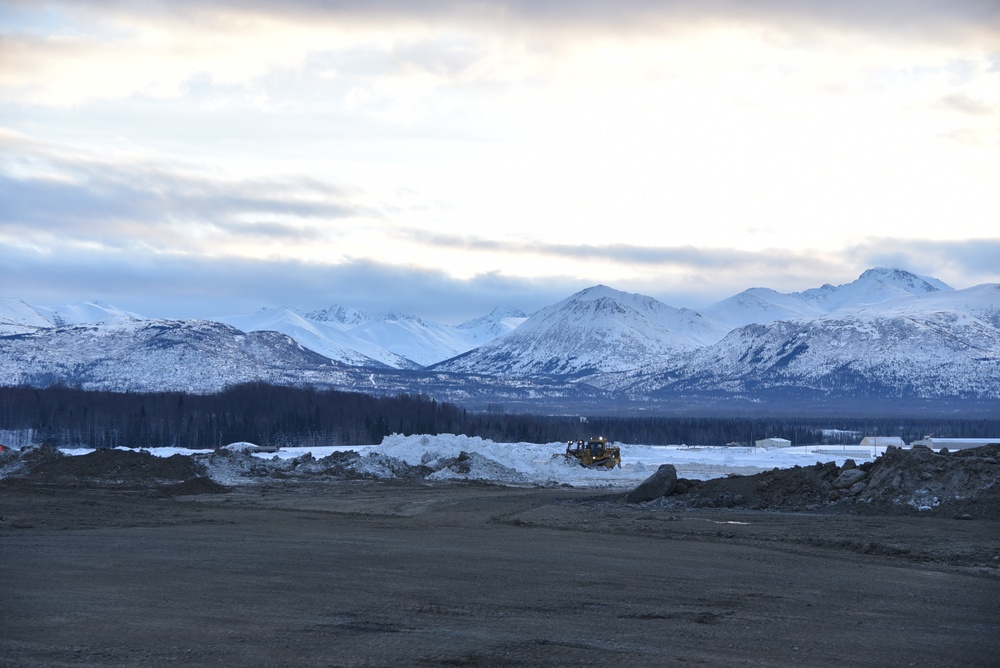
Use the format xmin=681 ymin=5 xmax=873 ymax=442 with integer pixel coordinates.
xmin=2 ymin=475 xmax=998 ymax=667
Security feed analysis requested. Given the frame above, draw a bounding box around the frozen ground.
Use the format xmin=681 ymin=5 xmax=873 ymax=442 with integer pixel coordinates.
xmin=54 ymin=434 xmax=890 ymax=488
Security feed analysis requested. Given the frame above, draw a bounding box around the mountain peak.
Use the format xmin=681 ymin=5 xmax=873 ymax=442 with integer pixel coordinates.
xmin=857 ymin=267 xmax=951 ymax=293
xmin=572 ymin=284 xmax=626 ymax=300
xmin=456 ymin=306 xmax=528 ymax=330
xmin=794 ymin=267 xmax=952 ymax=311
xmin=305 ymin=304 xmax=372 ymax=327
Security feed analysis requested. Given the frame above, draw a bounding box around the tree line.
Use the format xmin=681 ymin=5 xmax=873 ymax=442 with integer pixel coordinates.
xmin=0 ymin=383 xmax=997 ymax=449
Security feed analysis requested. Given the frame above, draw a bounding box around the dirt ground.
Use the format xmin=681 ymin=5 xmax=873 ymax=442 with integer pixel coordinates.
xmin=2 ymin=477 xmax=998 ymax=667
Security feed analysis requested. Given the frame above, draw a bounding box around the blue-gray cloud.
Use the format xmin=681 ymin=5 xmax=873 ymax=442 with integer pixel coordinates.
xmin=0 ymin=241 xmax=578 ymax=323
xmin=3 ymin=235 xmax=997 ymax=324
xmin=35 ymin=0 xmax=998 ymax=43
xmin=399 ymin=228 xmax=824 ymax=269
xmin=0 ymin=142 xmax=367 ymax=250
xmin=850 ymin=238 xmax=1000 ymax=281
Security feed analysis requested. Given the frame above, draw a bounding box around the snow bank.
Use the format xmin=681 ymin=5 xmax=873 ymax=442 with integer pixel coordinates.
xmin=348 ymin=435 xmax=881 ymax=488
xmin=48 ymin=435 xmax=886 ymax=488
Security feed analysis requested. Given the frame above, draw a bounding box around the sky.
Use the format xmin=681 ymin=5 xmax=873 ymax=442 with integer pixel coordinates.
xmin=2 ymin=0 xmax=999 ymax=323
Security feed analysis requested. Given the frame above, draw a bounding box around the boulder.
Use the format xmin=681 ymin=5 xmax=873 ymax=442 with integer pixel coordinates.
xmin=833 ymin=468 xmax=866 ymax=489
xmin=625 ymin=464 xmax=678 ymax=504
xmin=846 ymin=481 xmax=867 ymax=496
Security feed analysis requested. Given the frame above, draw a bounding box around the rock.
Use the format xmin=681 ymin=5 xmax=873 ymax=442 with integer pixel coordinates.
xmin=841 ymin=459 xmax=857 ymax=471
xmin=833 ymin=469 xmax=866 ymax=489
xmin=846 ymin=481 xmax=867 ymax=496
xmin=625 ymin=464 xmax=678 ymax=504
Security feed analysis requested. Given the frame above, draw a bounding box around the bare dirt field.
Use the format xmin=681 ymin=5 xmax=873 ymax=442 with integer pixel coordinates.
xmin=2 ymin=478 xmax=998 ymax=667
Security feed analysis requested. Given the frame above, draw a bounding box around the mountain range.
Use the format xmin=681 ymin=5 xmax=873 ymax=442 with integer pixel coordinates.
xmin=2 ymin=268 xmax=998 ymax=414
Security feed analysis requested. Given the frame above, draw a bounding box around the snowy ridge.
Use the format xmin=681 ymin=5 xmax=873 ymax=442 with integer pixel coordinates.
xmin=702 ymin=267 xmax=953 ymax=328
xmin=615 ymin=282 xmax=1000 ymax=400
xmin=215 ymin=308 xmax=417 ymax=369
xmin=433 ymin=285 xmax=730 ymax=376
xmin=0 ymin=298 xmax=143 ymax=334
xmin=348 ymin=314 xmax=482 ymax=367
xmin=224 ymin=304 xmax=526 ymax=368
xmin=455 ymin=307 xmax=529 ymax=343
xmin=2 ymin=268 xmax=999 ymax=404
xmin=0 ymin=320 xmax=350 ymax=393
xmin=0 ymin=298 xmax=54 ymax=334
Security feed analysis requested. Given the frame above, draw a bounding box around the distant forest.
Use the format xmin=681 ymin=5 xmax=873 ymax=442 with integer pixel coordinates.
xmin=1 ymin=383 xmax=998 ymax=449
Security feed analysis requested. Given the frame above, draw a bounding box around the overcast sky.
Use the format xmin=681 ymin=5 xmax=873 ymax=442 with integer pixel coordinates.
xmin=2 ymin=1 xmax=999 ymax=323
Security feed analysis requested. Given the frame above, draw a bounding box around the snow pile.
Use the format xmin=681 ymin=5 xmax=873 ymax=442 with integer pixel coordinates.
xmin=219 ymin=441 xmax=260 ymax=452
xmin=348 ymin=434 xmax=878 ymax=488
xmin=3 ymin=434 xmax=888 ymax=489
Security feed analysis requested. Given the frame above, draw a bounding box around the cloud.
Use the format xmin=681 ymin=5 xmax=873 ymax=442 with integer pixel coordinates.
xmin=0 ymin=240 xmax=578 ymax=322
xmin=399 ymin=227 xmax=838 ymax=271
xmin=2 ymin=2 xmax=998 ymax=323
xmin=3 ymin=0 xmax=997 ymax=106
xmin=0 ymin=134 xmax=369 ymax=252
xmin=48 ymin=1 xmax=1000 ymax=37
xmin=937 ymin=94 xmax=994 ymax=116
xmin=848 ymin=238 xmax=1000 ymax=287
xmin=5 ymin=228 xmax=996 ymax=325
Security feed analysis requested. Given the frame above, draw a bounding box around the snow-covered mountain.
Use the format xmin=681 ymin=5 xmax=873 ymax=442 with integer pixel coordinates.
xmin=702 ymin=267 xmax=952 ymax=329
xmin=0 ymin=298 xmax=54 ymax=334
xmin=2 ymin=269 xmax=998 ymax=409
xmin=220 ymin=305 xmax=527 ymax=368
xmin=0 ymin=297 xmax=529 ymax=382
xmin=0 ymin=319 xmax=350 ymax=393
xmin=455 ymin=307 xmax=529 ymax=344
xmin=0 ymin=298 xmax=142 ymax=334
xmin=432 ymin=285 xmax=730 ymax=377
xmin=215 ymin=308 xmax=418 ymax=369
xmin=609 ymin=283 xmax=1000 ymax=401
xmin=304 ymin=305 xmax=373 ymax=328
xmin=346 ymin=314 xmax=487 ymax=367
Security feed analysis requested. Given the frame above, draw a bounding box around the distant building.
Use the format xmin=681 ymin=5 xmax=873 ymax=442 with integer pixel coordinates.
xmin=860 ymin=436 xmax=905 ymax=448
xmin=755 ymin=437 xmax=791 ymax=448
xmin=910 ymin=438 xmax=1000 ymax=451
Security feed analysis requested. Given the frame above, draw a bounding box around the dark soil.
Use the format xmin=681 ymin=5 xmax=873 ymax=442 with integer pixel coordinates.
xmin=1 ymin=479 xmax=998 ymax=667
xmin=8 ymin=445 xmax=205 ymax=488
xmin=655 ymin=444 xmax=1000 ymax=520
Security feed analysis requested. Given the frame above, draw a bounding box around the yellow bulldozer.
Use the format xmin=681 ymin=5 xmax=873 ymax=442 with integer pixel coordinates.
xmin=564 ymin=436 xmax=621 ymax=469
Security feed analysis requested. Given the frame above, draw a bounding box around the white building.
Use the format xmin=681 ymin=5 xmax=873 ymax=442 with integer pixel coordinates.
xmin=910 ymin=438 xmax=1000 ymax=451
xmin=860 ymin=436 xmax=905 ymax=448
xmin=755 ymin=437 xmax=791 ymax=448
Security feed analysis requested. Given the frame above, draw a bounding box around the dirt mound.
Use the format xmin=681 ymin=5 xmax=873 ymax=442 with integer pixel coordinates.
xmin=9 ymin=446 xmax=205 ymax=487
xmin=199 ymin=449 xmax=370 ymax=484
xmin=159 ymin=476 xmax=231 ymax=496
xmin=651 ymin=444 xmax=1000 ymax=518
xmin=856 ymin=444 xmax=1000 ymax=518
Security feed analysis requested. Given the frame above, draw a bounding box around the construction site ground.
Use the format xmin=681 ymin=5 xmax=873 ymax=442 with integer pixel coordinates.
xmin=2 ymin=475 xmax=998 ymax=667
